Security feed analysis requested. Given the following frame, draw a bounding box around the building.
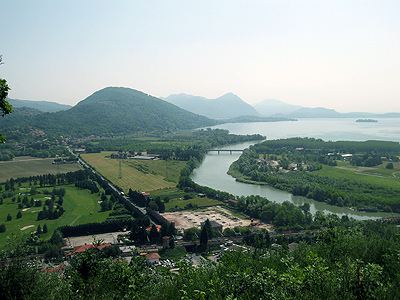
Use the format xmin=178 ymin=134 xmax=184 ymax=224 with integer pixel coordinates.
xmin=146 ymin=252 xmax=161 ymax=266
xmin=74 ymin=243 xmax=111 ymax=253
xmin=162 ymin=236 xmax=170 ymax=249
xmin=111 ymin=152 xmax=129 ymax=159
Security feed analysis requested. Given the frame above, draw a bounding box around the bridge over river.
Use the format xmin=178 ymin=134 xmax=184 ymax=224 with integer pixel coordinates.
xmin=206 ymin=149 xmax=244 ymax=154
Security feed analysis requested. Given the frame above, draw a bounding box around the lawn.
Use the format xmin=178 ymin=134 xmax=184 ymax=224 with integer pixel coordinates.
xmin=0 ymin=183 xmax=109 ymax=248
xmin=81 ymin=152 xmax=186 ymax=193
xmin=0 ymin=156 xmax=81 ymax=182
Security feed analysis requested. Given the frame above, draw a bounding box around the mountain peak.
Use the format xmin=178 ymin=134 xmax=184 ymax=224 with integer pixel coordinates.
xmin=164 ymin=92 xmax=259 ymax=119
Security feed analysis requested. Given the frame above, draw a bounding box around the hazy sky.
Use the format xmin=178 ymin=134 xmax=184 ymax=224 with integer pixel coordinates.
xmin=1 ymin=1 xmax=399 ymax=113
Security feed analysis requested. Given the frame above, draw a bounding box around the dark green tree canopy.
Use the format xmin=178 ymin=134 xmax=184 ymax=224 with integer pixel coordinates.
xmin=0 ymin=55 xmax=13 ymax=143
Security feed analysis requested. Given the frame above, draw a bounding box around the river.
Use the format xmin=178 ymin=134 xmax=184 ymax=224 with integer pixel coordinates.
xmin=191 ymin=118 xmax=400 ymax=220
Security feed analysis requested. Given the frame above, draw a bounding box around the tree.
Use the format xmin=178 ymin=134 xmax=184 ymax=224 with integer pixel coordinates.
xmin=0 ymin=56 xmax=12 ymax=143
xmin=386 ymin=162 xmax=394 ymax=169
xmin=16 ymin=211 xmax=22 ymax=219
xmin=6 ymin=213 xmax=12 ymax=221
xmin=200 ymin=225 xmax=208 ymax=246
xmin=0 ymin=224 xmax=5 ymax=233
xmin=43 ymin=223 xmax=48 ymax=233
xmin=36 ymin=225 xmax=42 ymax=234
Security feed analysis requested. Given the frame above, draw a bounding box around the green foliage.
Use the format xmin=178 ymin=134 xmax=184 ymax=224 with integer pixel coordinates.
xmin=0 ymin=57 xmax=13 ymax=143
xmin=159 ymin=246 xmax=187 ymax=260
xmin=386 ymin=162 xmax=394 ymax=169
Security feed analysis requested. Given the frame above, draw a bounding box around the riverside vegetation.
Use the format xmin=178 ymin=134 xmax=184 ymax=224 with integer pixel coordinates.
xmin=229 ymin=138 xmax=400 ymax=213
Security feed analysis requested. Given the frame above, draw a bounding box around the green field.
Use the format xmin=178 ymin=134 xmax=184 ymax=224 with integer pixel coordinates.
xmin=164 ymin=196 xmax=221 ymax=210
xmin=0 ymin=156 xmax=82 ymax=182
xmin=316 ymin=161 xmax=400 ymax=190
xmin=0 ymin=184 xmax=109 ymax=247
xmin=81 ymin=152 xmax=186 ymax=193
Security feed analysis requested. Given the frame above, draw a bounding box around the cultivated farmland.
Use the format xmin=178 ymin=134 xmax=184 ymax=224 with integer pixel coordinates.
xmin=0 ymin=156 xmax=81 ymax=182
xmin=81 ymin=152 xmax=186 ymax=193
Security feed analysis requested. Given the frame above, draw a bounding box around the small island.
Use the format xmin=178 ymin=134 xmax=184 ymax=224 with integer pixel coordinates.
xmin=356 ymin=119 xmax=378 ymax=123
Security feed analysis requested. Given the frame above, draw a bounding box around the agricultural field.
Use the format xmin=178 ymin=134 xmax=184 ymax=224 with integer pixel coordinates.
xmin=81 ymin=152 xmax=186 ymax=193
xmin=0 ymin=183 xmax=109 ymax=248
xmin=0 ymin=156 xmax=81 ymax=182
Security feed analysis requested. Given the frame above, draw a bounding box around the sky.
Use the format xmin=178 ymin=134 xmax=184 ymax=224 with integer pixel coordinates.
xmin=1 ymin=0 xmax=400 ymax=113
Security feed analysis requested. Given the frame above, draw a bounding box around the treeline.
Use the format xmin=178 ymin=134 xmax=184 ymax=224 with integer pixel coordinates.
xmin=57 ymin=217 xmax=145 ymax=238
xmin=0 ymin=143 xmax=70 ymax=161
xmin=79 ymin=129 xmax=265 ymax=161
xmin=253 ymin=137 xmax=400 ymax=154
xmin=3 ymin=170 xmax=93 ymax=190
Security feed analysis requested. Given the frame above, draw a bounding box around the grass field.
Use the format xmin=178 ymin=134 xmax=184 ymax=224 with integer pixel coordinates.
xmin=164 ymin=196 xmax=221 ymax=210
xmin=81 ymin=152 xmax=186 ymax=193
xmin=0 ymin=183 xmax=109 ymax=248
xmin=316 ymin=161 xmax=400 ymax=190
xmin=0 ymin=156 xmax=82 ymax=182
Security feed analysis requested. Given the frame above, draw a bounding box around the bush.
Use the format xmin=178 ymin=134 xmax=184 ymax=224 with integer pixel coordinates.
xmin=386 ymin=162 xmax=394 ymax=169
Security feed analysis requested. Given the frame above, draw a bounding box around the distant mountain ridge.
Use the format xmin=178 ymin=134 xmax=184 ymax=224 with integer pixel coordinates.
xmin=7 ymin=98 xmax=72 ymax=112
xmin=253 ymin=99 xmax=303 ymax=116
xmin=252 ymin=99 xmax=400 ymax=118
xmin=163 ymin=93 xmax=259 ymax=119
xmin=2 ymin=87 xmax=216 ymax=138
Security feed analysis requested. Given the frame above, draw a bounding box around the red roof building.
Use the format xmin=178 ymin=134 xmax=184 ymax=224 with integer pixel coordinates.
xmin=74 ymin=243 xmax=112 ymax=253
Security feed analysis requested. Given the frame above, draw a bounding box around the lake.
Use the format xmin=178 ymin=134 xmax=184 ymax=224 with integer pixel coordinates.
xmin=191 ymin=118 xmax=400 ymax=220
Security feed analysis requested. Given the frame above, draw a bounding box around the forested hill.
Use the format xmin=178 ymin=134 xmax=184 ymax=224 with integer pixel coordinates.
xmin=1 ymin=87 xmax=217 ymax=138
xmin=7 ymin=98 xmax=72 ymax=112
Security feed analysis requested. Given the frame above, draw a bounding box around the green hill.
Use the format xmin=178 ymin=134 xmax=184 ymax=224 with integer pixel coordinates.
xmin=1 ymin=87 xmax=216 ymax=138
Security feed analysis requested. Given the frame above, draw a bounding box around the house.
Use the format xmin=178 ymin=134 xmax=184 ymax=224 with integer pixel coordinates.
xmin=226 ymin=199 xmax=238 ymax=207
xmin=146 ymin=252 xmax=161 ymax=266
xmin=74 ymin=243 xmax=111 ymax=253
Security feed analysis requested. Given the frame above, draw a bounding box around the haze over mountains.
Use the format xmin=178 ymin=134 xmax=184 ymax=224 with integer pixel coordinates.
xmin=7 ymin=98 xmax=72 ymax=112
xmin=164 ymin=93 xmax=400 ymax=119
xmin=163 ymin=93 xmax=259 ymax=119
xmin=4 ymin=87 xmax=400 ymax=140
